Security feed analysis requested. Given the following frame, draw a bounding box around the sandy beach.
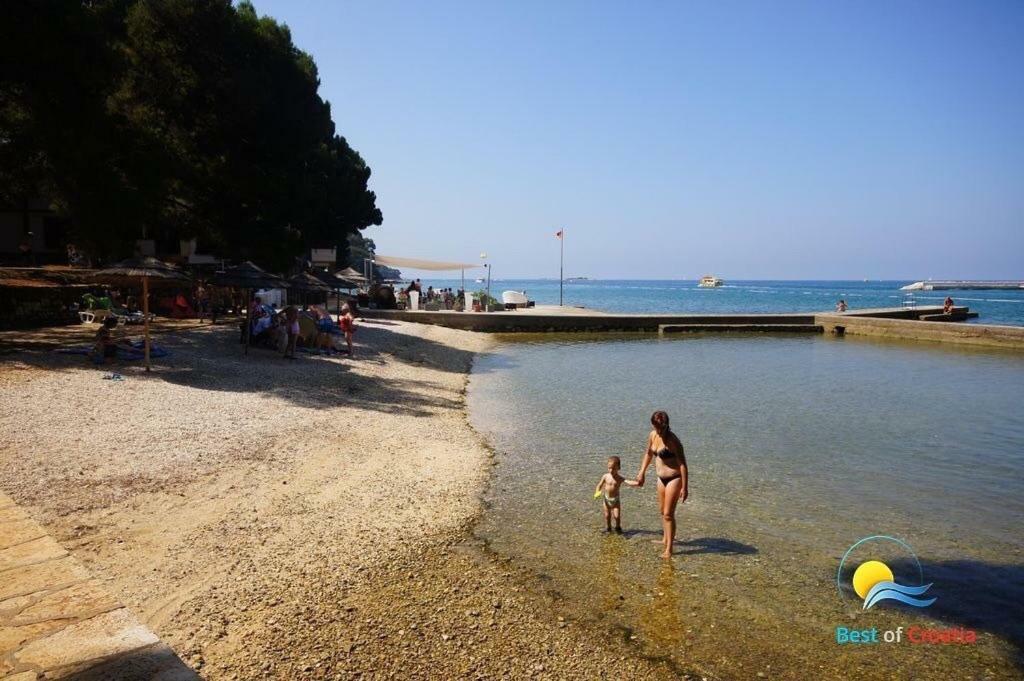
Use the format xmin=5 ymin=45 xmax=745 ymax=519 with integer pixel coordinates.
xmin=0 ymin=319 xmax=674 ymax=679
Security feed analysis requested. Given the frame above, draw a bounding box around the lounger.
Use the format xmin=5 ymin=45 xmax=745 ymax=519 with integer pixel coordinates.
xmin=78 ymin=309 xmax=113 ymax=324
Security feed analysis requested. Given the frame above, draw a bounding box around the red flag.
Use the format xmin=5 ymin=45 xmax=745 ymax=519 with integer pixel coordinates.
xmin=555 ymin=230 xmax=563 ymax=239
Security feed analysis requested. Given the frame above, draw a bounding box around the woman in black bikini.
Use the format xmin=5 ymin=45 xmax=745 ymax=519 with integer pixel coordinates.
xmin=635 ymin=410 xmax=688 ymax=558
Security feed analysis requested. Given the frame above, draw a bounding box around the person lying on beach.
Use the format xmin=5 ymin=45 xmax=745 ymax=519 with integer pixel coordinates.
xmin=91 ymin=316 xmax=132 ymax=364
xmin=594 ymin=456 xmax=639 ymax=534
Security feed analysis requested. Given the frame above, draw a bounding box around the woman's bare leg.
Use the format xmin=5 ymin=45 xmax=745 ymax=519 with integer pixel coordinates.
xmin=660 ymin=478 xmax=683 ymax=558
xmin=652 ymin=480 xmax=666 ymax=545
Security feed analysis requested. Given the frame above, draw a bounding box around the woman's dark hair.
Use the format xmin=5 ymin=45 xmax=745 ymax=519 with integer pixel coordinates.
xmin=103 ymin=316 xmax=118 ymax=328
xmin=651 ymin=410 xmax=682 ymax=447
xmin=651 ymin=410 xmax=670 ymax=431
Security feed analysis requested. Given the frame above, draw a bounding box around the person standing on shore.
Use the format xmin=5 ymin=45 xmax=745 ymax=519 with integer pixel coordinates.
xmin=339 ymin=303 xmax=356 ymax=355
xmin=635 ymin=411 xmax=688 ymax=559
xmin=594 ymin=456 xmax=639 ymax=534
xmin=283 ymin=306 xmax=299 ymax=359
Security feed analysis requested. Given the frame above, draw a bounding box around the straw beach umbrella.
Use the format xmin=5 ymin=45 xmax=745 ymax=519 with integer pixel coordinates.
xmin=91 ymin=256 xmax=192 ymax=372
xmin=313 ymin=269 xmax=361 ymax=317
xmin=288 ymin=271 xmax=333 ymax=312
xmin=287 ymin=271 xmax=333 ymax=294
xmin=336 ymin=267 xmax=368 ymax=286
xmin=211 ymin=261 xmax=288 ymax=355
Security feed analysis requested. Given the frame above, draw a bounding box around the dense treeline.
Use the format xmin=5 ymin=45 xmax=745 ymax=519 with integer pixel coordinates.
xmin=0 ymin=0 xmax=382 ymax=270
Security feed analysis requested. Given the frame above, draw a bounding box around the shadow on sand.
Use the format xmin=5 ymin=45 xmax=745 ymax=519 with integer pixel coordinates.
xmin=880 ymin=557 xmax=1024 ymax=665
xmin=0 ymin=321 xmax=494 ymax=417
xmin=620 ymin=531 xmax=758 ymax=556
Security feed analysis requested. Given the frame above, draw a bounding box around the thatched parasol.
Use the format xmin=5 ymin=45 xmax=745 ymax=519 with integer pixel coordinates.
xmin=91 ymin=257 xmax=191 ymax=372
xmin=336 ymin=267 xmax=368 ymax=285
xmin=287 ymin=271 xmax=334 ymax=312
xmin=309 ymin=270 xmax=360 ymax=317
xmin=210 ymin=261 xmax=288 ymax=290
xmin=211 ymin=262 xmax=288 ymax=355
xmin=287 ymin=271 xmax=333 ymax=293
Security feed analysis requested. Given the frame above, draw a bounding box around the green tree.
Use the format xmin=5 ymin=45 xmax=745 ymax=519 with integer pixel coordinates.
xmin=0 ymin=0 xmax=382 ymax=269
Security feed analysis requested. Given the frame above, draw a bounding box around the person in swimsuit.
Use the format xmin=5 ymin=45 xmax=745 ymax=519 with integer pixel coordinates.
xmin=283 ymin=306 xmax=299 ymax=359
xmin=594 ymin=456 xmax=639 ymax=533
xmin=635 ymin=410 xmax=689 ymax=558
xmin=339 ymin=303 xmax=356 ymax=355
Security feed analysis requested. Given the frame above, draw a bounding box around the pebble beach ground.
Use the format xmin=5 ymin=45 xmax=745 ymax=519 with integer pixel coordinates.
xmin=0 ymin=319 xmax=677 ymax=679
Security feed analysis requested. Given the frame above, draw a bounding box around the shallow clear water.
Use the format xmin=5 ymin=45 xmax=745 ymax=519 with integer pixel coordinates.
xmin=468 ymin=334 xmax=1024 ymax=678
xmin=425 ymin=279 xmax=1024 ymax=325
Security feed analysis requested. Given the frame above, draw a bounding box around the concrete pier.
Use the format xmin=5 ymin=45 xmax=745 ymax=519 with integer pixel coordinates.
xmin=360 ymin=305 xmax=1024 ymax=350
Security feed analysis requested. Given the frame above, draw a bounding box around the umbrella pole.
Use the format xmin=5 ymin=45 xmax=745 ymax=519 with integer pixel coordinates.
xmin=244 ymin=288 xmax=251 ymax=356
xmin=143 ymin=276 xmax=151 ymax=372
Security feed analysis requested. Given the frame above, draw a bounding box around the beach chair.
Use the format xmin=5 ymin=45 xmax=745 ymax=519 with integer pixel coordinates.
xmin=78 ymin=309 xmax=113 ymax=324
xmin=297 ymin=315 xmax=318 ymax=345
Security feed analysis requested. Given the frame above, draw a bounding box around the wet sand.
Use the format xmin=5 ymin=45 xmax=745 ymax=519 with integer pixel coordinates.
xmin=0 ymin=320 xmax=674 ymax=679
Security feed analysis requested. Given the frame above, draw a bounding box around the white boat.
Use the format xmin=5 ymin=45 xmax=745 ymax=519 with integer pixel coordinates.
xmin=698 ymin=275 xmax=724 ymax=288
xmin=475 ymin=277 xmax=485 ymax=283
xmin=501 ymin=290 xmax=531 ymax=308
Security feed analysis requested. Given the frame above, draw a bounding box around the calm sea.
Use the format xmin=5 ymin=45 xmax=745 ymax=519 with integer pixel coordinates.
xmin=423 ymin=279 xmax=1024 ymax=325
xmin=468 ymin=334 xmax=1024 ymax=678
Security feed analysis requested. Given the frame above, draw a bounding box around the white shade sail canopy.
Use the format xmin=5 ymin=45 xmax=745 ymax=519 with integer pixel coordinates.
xmin=373 ymin=255 xmax=481 ymax=271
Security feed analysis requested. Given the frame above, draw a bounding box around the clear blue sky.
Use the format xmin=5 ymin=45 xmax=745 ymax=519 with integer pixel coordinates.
xmin=255 ymin=0 xmax=1023 ymax=280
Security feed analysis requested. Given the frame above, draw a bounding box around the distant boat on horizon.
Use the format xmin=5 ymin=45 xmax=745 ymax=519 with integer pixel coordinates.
xmin=566 ymin=276 xmax=589 ymax=282
xmin=698 ymin=275 xmax=724 ymax=288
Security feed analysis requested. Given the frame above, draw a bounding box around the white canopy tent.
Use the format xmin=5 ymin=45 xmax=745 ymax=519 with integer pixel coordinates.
xmin=372 ymin=255 xmax=481 ymax=300
xmin=372 ymin=255 xmax=480 ymax=271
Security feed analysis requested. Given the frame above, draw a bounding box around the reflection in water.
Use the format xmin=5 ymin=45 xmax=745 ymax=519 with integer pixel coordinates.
xmin=637 ymin=562 xmax=686 ymax=664
xmin=598 ymin=535 xmax=626 ymax=615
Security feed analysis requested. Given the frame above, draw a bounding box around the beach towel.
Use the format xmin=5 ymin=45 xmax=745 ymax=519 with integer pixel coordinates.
xmin=57 ymin=343 xmax=170 ymax=360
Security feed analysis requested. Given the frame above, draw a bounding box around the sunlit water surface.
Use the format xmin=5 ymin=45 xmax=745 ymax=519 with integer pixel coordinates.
xmin=468 ymin=334 xmax=1024 ymax=679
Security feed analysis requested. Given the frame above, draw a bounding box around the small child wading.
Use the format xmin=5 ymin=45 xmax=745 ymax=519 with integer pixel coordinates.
xmin=594 ymin=456 xmax=638 ymax=533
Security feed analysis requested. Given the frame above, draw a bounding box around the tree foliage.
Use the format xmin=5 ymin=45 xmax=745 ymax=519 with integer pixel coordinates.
xmin=0 ymin=0 xmax=381 ymax=270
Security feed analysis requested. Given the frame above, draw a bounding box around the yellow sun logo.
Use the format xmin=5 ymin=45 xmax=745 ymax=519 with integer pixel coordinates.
xmin=838 ymin=536 xmax=936 ymax=610
xmin=852 ymin=560 xmax=894 ymax=599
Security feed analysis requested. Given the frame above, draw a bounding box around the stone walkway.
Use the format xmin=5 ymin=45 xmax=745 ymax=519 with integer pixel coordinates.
xmin=0 ymin=492 xmax=197 ymax=680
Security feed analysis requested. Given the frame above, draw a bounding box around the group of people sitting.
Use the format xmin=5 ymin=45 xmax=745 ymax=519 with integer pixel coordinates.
xmin=248 ymin=297 xmax=356 ymax=358
xmin=396 ymin=279 xmax=464 ymax=310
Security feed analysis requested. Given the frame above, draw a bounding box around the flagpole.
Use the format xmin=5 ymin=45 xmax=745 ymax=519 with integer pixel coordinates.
xmin=559 ymin=229 xmax=564 ymax=306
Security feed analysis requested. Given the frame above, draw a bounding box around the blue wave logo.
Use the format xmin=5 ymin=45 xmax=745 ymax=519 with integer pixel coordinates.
xmin=837 ymin=536 xmax=937 ymax=610
xmin=862 ymin=580 xmax=936 ymax=610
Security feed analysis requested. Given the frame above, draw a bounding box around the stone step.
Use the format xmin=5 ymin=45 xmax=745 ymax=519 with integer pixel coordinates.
xmin=919 ymin=312 xmax=978 ymax=322
xmin=0 ymin=492 xmax=198 ymax=680
xmin=658 ymin=324 xmax=823 ymax=335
